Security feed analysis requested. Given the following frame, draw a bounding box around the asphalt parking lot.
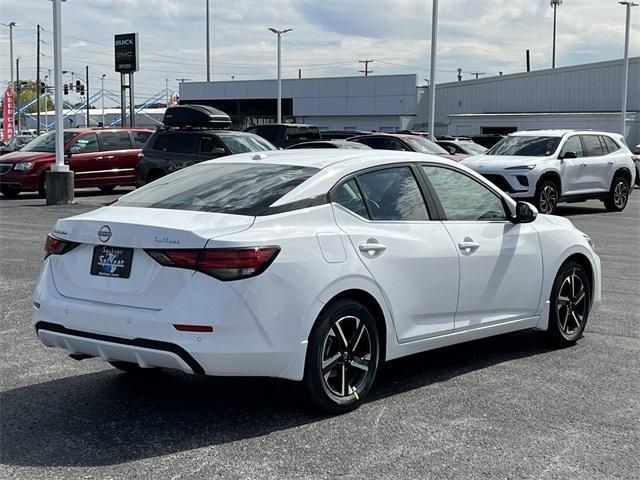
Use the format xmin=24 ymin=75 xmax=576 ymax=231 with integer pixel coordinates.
xmin=1 ymin=187 xmax=639 ymax=480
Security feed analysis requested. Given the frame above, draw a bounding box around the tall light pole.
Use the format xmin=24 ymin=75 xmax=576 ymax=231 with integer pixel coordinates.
xmin=206 ymin=0 xmax=211 ymax=81
xmin=47 ymin=0 xmax=73 ymax=205
xmin=550 ymin=0 xmax=563 ymax=68
xmin=1 ymin=22 xmax=16 ymax=88
xmin=269 ymin=27 xmax=292 ymax=124
xmin=101 ymin=74 xmax=106 ymax=126
xmin=428 ymin=0 xmax=438 ymax=141
xmin=44 ymin=74 xmax=49 ymax=131
xmin=619 ymin=1 xmax=638 ymax=135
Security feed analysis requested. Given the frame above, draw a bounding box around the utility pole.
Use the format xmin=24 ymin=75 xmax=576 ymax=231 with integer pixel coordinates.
xmin=15 ymin=58 xmax=20 ymax=133
xmin=165 ymin=78 xmax=169 ymax=105
xmin=37 ymin=25 xmax=41 ymax=134
xmin=470 ymin=71 xmax=485 ymax=80
xmin=550 ymin=0 xmax=563 ymax=68
xmin=269 ymin=27 xmax=292 ymax=124
xmin=619 ymin=1 xmax=638 ymax=135
xmin=457 ymin=68 xmax=462 ymax=81
xmin=2 ymin=22 xmax=16 ymax=89
xmin=101 ymin=74 xmax=106 ymax=126
xmin=526 ymin=49 xmax=531 ymax=72
xmin=206 ymin=0 xmax=211 ymax=81
xmin=359 ymin=59 xmax=374 ymax=76
xmin=428 ymin=0 xmax=438 ymax=141
xmin=86 ymin=65 xmax=90 ymax=127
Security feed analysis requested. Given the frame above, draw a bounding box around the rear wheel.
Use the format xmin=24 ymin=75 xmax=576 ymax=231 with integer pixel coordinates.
xmin=37 ymin=175 xmax=46 ymax=198
xmin=0 ymin=186 xmax=21 ymax=198
xmin=603 ymin=175 xmax=630 ymax=212
xmin=146 ymin=170 xmax=165 ymax=184
xmin=534 ymin=179 xmax=559 ymax=214
xmin=545 ymin=261 xmax=590 ymax=346
xmin=99 ymin=186 xmax=115 ymax=193
xmin=302 ymin=299 xmax=380 ymax=414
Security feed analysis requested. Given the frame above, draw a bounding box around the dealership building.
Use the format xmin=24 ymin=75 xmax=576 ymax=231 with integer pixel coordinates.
xmin=180 ymin=56 xmax=639 ymax=146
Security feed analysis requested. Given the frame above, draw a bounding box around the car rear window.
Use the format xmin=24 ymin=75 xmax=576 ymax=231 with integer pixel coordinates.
xmin=100 ymin=131 xmax=133 ymax=151
xmin=151 ymin=132 xmax=200 ymax=154
xmin=132 ymin=131 xmax=152 ymax=148
xmin=114 ymin=163 xmax=319 ymax=216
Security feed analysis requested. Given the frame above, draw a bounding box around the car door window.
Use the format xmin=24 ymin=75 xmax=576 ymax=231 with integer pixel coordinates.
xmin=560 ymin=136 xmax=584 ymax=157
xmin=199 ymin=136 xmax=225 ymax=154
xmin=356 ymin=167 xmax=429 ymax=221
xmin=132 ymin=131 xmax=152 ymax=148
xmin=332 ymin=178 xmax=369 ymax=218
xmin=69 ymin=133 xmax=99 ymax=154
xmin=387 ymin=139 xmax=408 ymax=151
xmin=169 ymin=133 xmax=199 ymax=154
xmin=100 ymin=131 xmax=133 ymax=151
xmin=580 ymin=135 xmax=604 ymax=157
xmin=422 ymin=165 xmax=507 ymax=221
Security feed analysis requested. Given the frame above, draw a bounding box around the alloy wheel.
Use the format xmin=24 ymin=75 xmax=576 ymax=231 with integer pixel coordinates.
xmin=539 ymin=185 xmax=557 ymax=214
xmin=320 ymin=315 xmax=371 ymax=400
xmin=613 ymin=180 xmax=629 ymax=209
xmin=556 ymin=269 xmax=588 ymax=337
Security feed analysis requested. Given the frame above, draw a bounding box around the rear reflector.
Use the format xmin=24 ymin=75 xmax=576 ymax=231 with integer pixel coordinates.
xmin=44 ymin=234 xmax=79 ymax=257
xmin=174 ymin=324 xmax=214 ymax=333
xmin=146 ymin=246 xmax=280 ymax=281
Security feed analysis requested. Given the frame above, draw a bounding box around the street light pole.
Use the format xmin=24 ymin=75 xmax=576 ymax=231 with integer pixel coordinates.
xmin=550 ymin=0 xmax=563 ymax=68
xmin=619 ymin=1 xmax=638 ymax=136
xmin=1 ymin=22 xmax=16 ymax=88
xmin=269 ymin=27 xmax=292 ymax=124
xmin=206 ymin=0 xmax=210 ymax=81
xmin=428 ymin=0 xmax=438 ymax=141
xmin=101 ymin=74 xmax=106 ymax=126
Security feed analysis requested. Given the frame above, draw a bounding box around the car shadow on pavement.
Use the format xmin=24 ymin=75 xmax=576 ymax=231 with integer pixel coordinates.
xmin=0 ymin=330 xmax=555 ymax=468
xmin=555 ymin=204 xmax=608 ymax=216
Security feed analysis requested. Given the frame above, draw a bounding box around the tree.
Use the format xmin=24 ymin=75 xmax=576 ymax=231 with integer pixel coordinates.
xmin=10 ymin=80 xmax=55 ymax=114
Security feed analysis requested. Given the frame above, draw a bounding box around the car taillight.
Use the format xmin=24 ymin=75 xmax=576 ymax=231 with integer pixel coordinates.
xmin=145 ymin=247 xmax=280 ymax=281
xmin=44 ymin=234 xmax=79 ymax=257
xmin=138 ymin=152 xmax=144 ymax=159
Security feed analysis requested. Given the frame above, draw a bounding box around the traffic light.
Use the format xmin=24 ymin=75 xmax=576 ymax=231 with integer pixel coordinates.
xmin=79 ymin=84 xmax=85 ymax=96
xmin=75 ymin=79 xmax=81 ymax=90
xmin=39 ymin=82 xmax=46 ymax=94
xmin=63 ymin=83 xmax=69 ymax=95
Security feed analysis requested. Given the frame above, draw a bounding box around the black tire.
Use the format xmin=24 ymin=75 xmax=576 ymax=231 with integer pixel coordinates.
xmin=545 ymin=261 xmax=591 ymax=347
xmin=99 ymin=186 xmax=116 ymax=193
xmin=0 ymin=186 xmax=21 ymax=198
xmin=534 ymin=179 xmax=560 ymax=215
xmin=109 ymin=361 xmax=157 ymax=373
xmin=37 ymin=175 xmax=46 ymax=198
xmin=603 ymin=175 xmax=630 ymax=212
xmin=146 ymin=170 xmax=165 ymax=184
xmin=302 ymin=298 xmax=380 ymax=414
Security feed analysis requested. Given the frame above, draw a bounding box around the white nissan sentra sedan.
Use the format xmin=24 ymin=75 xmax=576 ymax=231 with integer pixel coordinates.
xmin=33 ymin=150 xmax=601 ymax=413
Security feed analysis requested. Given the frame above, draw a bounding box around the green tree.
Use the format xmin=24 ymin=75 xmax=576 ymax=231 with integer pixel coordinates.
xmin=10 ymin=80 xmax=55 ymax=113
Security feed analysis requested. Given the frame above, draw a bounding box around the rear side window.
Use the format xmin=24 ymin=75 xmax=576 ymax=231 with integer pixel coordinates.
xmin=580 ymin=135 xmax=604 ymax=157
xmin=100 ymin=131 xmax=133 ymax=151
xmin=114 ymin=163 xmax=319 ymax=216
xmin=333 ymin=179 xmax=368 ymax=218
xmin=132 ymin=131 xmax=152 ymax=148
xmin=356 ymin=167 xmax=429 ymax=221
xmin=286 ymin=127 xmax=321 ymax=141
xmin=251 ymin=126 xmax=279 ymax=144
xmin=152 ymin=133 xmax=199 ymax=154
xmin=601 ymin=136 xmax=620 ymax=154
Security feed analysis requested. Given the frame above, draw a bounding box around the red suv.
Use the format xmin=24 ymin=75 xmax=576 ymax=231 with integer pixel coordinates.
xmin=0 ymin=128 xmax=153 ymax=198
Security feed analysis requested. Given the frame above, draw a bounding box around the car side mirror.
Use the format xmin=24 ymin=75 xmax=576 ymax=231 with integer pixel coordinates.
xmin=445 ymin=146 xmax=456 ymax=154
xmin=513 ymin=201 xmax=538 ymax=223
xmin=64 ymin=148 xmax=72 ymax=158
xmin=208 ymin=147 xmax=226 ymax=155
xmin=561 ymin=151 xmax=577 ymax=159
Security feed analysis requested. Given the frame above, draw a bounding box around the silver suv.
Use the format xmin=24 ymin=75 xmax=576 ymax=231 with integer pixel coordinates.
xmin=461 ymin=130 xmax=636 ymax=214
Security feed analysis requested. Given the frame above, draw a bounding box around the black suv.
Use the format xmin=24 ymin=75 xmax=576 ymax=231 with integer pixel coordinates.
xmin=244 ymin=123 xmax=321 ymax=149
xmin=136 ymin=106 xmax=275 ymax=185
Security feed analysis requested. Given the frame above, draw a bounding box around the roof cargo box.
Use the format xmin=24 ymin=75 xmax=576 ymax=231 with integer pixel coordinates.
xmin=163 ymin=105 xmax=231 ymax=128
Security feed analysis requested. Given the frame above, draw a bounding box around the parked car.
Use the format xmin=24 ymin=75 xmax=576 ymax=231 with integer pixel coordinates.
xmin=0 ymin=134 xmax=36 ymax=155
xmin=348 ymin=133 xmax=466 ymax=161
xmin=286 ymin=140 xmax=371 ymax=150
xmin=469 ymin=134 xmax=505 ymax=149
xmin=437 ymin=139 xmax=488 ymax=157
xmin=136 ymin=105 xmax=276 ymax=185
xmin=461 ymin=130 xmax=635 ymax=214
xmin=244 ymin=123 xmax=321 ymax=149
xmin=0 ymin=128 xmax=153 ymax=198
xmin=632 ymin=144 xmax=640 ymax=187
xmin=33 ymin=149 xmax=601 ymax=413
xmin=320 ymin=129 xmax=371 ymax=140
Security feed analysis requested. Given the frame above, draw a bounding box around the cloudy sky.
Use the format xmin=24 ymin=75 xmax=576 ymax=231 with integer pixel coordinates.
xmin=1 ymin=0 xmax=638 ymax=105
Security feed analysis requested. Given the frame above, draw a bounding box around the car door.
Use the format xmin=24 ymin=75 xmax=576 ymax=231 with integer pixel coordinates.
xmin=420 ymin=164 xmax=543 ymax=331
xmin=579 ymin=135 xmax=608 ymax=192
xmin=558 ymin=135 xmax=585 ymax=195
xmin=66 ymin=132 xmax=101 ymax=187
xmin=96 ymin=130 xmax=137 ymax=186
xmin=331 ymin=166 xmax=460 ymax=343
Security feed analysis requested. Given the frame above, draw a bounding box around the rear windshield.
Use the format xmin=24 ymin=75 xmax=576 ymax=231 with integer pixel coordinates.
xmin=216 ymin=132 xmax=275 ymax=154
xmin=114 ymin=163 xmax=319 ymax=216
xmin=487 ymin=136 xmax=561 ymax=156
xmin=404 ymin=136 xmax=448 ymax=155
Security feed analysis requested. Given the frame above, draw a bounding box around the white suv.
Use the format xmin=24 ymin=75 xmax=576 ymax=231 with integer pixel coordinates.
xmin=461 ymin=130 xmax=635 ymax=214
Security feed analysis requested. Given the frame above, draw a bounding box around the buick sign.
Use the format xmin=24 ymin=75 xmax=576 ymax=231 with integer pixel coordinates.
xmin=98 ymin=225 xmax=112 ymax=243
xmin=114 ymin=33 xmax=139 ymax=73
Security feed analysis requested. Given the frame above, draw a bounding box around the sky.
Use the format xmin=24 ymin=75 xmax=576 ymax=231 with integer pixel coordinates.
xmin=1 ymin=0 xmax=638 ymax=106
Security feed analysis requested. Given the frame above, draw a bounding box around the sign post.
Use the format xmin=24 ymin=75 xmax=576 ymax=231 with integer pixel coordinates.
xmin=114 ymin=33 xmax=139 ymax=127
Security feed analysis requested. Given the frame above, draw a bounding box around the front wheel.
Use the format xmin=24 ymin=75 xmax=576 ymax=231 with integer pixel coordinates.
xmin=603 ymin=175 xmax=630 ymax=212
xmin=99 ymin=186 xmax=115 ymax=193
xmin=545 ymin=261 xmax=591 ymax=347
xmin=302 ymin=299 xmax=380 ymax=414
xmin=534 ymin=180 xmax=559 ymax=214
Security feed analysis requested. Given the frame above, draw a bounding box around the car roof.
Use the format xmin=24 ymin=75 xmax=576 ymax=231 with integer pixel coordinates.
xmin=509 ymin=129 xmax=622 ymax=138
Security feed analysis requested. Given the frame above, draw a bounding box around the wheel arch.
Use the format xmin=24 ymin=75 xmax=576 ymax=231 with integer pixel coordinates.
xmin=536 ymin=170 xmax=562 ymax=194
xmin=612 ymin=166 xmax=632 ymax=187
xmin=560 ymin=252 xmax=594 ymax=301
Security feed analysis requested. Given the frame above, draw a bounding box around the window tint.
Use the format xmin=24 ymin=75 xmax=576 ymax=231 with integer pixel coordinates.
xmin=355 ymin=137 xmax=384 ymax=149
xmin=171 ymin=134 xmax=199 ymax=153
xmin=199 ymin=136 xmax=225 ymax=154
xmin=601 ymin=136 xmax=619 ymax=154
xmin=252 ymin=126 xmax=278 ymax=144
xmin=560 ymin=136 xmax=584 ymax=157
xmin=422 ymin=165 xmax=507 ymax=221
xmin=357 ymin=167 xmax=429 ymax=221
xmin=580 ymin=135 xmax=604 ymax=157
xmin=114 ymin=163 xmax=318 ymax=215
xmin=100 ymin=131 xmax=132 ymax=151
xmin=333 ymin=179 xmax=368 ymax=218
xmin=70 ymin=133 xmax=99 ymax=154
xmin=132 ymin=131 xmax=152 ymax=148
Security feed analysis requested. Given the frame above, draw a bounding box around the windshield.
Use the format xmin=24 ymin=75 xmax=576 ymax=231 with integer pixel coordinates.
xmin=459 ymin=142 xmax=487 ymax=155
xmin=404 ymin=137 xmax=448 ymax=155
xmin=216 ymin=132 xmax=275 ymax=154
xmin=487 ymin=136 xmax=561 ymax=156
xmin=21 ymin=132 xmax=76 ymax=152
xmin=114 ymin=162 xmax=318 ymax=215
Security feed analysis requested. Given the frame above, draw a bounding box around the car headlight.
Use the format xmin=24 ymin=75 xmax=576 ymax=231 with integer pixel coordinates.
xmin=583 ymin=234 xmax=595 ymax=250
xmin=505 ymin=164 xmax=536 ymax=170
xmin=13 ymin=161 xmax=34 ymax=171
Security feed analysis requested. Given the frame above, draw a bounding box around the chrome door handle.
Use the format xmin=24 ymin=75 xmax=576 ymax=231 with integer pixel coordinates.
xmin=607 ymin=161 xmax=614 ymax=165
xmin=94 ymin=156 xmax=103 ymax=160
xmin=105 ymin=155 xmax=115 ymax=160
xmin=359 ymin=241 xmax=387 ymax=256
xmin=458 ymin=238 xmax=480 ymax=254
xmin=580 ymin=163 xmax=587 ymax=167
